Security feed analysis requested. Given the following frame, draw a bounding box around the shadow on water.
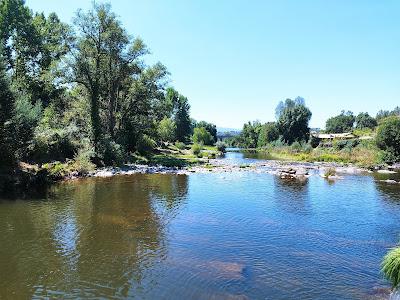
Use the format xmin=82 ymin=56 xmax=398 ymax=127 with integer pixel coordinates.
xmin=0 ymin=174 xmax=189 ymax=299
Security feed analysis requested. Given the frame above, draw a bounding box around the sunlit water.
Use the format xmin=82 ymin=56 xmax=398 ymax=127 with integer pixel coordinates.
xmin=1 ymin=152 xmax=400 ymax=299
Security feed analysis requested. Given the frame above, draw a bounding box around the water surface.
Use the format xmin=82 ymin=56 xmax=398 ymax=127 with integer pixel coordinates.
xmin=1 ymin=153 xmax=400 ymax=299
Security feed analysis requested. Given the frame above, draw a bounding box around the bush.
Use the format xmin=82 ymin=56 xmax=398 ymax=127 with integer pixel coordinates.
xmin=191 ymin=143 xmax=202 ymax=157
xmin=333 ymin=139 xmax=359 ymax=151
xmin=192 ymin=127 xmax=213 ymax=145
xmin=376 ymin=117 xmax=400 ymax=163
xmin=72 ymin=144 xmax=96 ymax=174
xmin=175 ymin=141 xmax=186 ymax=150
xmin=381 ymin=246 xmax=400 ymax=288
xmin=216 ymin=141 xmax=227 ymax=153
xmin=157 ymin=117 xmax=176 ymax=143
xmin=99 ymin=136 xmax=127 ymax=165
xmin=291 ymin=141 xmax=303 ymax=153
xmin=136 ymin=134 xmax=156 ymax=155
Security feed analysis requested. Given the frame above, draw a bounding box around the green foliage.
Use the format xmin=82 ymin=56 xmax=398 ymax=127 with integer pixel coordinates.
xmin=174 ymin=141 xmax=186 ymax=150
xmin=376 ymin=117 xmax=400 ymax=163
xmin=192 ymin=127 xmax=213 ymax=145
xmin=355 ymin=112 xmax=377 ymax=129
xmin=191 ymin=143 xmax=202 ymax=157
xmin=257 ymin=122 xmax=279 ymax=147
xmin=376 ymin=107 xmax=400 ymax=122
xmin=325 ymin=111 xmax=355 ymax=133
xmin=195 ymin=121 xmax=217 ymax=144
xmin=216 ymin=141 xmax=227 ymax=153
xmin=0 ymin=52 xmax=15 ymax=168
xmin=30 ymin=105 xmax=78 ymax=161
xmin=99 ymin=136 xmax=127 ymax=166
xmin=13 ymin=92 xmax=42 ymax=159
xmin=381 ymin=246 xmax=400 ymax=288
xmin=276 ymin=97 xmax=312 ymax=144
xmin=174 ymin=94 xmax=191 ymax=142
xmin=333 ymin=139 xmax=359 ymax=151
xmin=158 ymin=117 xmax=176 ymax=143
xmin=239 ymin=121 xmax=262 ymax=148
xmin=136 ymin=134 xmax=156 ymax=155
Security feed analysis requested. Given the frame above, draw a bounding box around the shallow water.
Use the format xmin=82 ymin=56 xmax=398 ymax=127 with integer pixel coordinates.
xmin=1 ymin=153 xmax=400 ymax=299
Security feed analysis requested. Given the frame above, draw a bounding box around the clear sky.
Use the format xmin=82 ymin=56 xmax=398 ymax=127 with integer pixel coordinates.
xmin=26 ymin=0 xmax=400 ymax=129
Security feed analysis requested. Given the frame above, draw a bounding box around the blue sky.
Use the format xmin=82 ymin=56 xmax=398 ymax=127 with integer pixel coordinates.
xmin=27 ymin=0 xmax=400 ymax=129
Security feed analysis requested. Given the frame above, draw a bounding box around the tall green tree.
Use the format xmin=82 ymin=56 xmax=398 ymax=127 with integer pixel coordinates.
xmin=376 ymin=117 xmax=400 ymax=162
xmin=192 ymin=127 xmax=213 ymax=145
xmin=355 ymin=112 xmax=377 ymax=130
xmin=0 ymin=51 xmax=15 ymax=168
xmin=119 ymin=62 xmax=168 ymax=150
xmin=257 ymin=122 xmax=279 ymax=147
xmin=276 ymin=98 xmax=312 ymax=144
xmin=174 ymin=94 xmax=191 ymax=143
xmin=72 ymin=3 xmax=115 ymax=150
xmin=325 ymin=111 xmax=355 ymax=133
xmin=195 ymin=121 xmax=217 ymax=144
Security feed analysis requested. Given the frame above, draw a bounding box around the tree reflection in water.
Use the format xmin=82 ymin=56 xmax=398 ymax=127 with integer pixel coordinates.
xmin=0 ymin=174 xmax=188 ymax=299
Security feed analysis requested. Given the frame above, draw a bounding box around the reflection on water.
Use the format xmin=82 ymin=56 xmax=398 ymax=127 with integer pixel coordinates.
xmin=1 ymin=158 xmax=400 ymax=299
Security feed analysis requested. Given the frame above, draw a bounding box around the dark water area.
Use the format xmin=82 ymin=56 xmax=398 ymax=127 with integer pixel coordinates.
xmin=1 ymin=152 xmax=400 ymax=299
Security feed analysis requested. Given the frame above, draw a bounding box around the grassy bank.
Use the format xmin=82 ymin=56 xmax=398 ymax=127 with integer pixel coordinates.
xmin=6 ymin=143 xmax=221 ymax=183
xmin=254 ymin=142 xmax=381 ymax=167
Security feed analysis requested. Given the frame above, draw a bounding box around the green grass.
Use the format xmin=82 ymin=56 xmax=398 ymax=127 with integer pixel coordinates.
xmin=263 ymin=145 xmax=379 ymax=167
xmin=382 ymin=246 xmax=400 ymax=288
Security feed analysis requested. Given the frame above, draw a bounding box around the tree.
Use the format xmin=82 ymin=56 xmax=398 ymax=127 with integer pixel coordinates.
xmin=119 ymin=62 xmax=168 ymax=150
xmin=158 ymin=117 xmax=176 ymax=143
xmin=376 ymin=117 xmax=400 ymax=162
xmin=239 ymin=121 xmax=262 ymax=148
xmin=355 ymin=112 xmax=377 ymax=129
xmin=276 ymin=98 xmax=312 ymax=144
xmin=257 ymin=122 xmax=279 ymax=147
xmin=376 ymin=107 xmax=400 ymax=122
xmin=0 ymin=52 xmax=15 ymax=168
xmin=195 ymin=121 xmax=217 ymax=144
xmin=325 ymin=111 xmax=355 ymax=133
xmin=174 ymin=94 xmax=191 ymax=143
xmin=192 ymin=127 xmax=212 ymax=145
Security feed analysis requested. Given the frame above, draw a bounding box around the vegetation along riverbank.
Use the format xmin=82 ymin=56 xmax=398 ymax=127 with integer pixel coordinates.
xmin=1 ymin=1 xmax=400 ymax=193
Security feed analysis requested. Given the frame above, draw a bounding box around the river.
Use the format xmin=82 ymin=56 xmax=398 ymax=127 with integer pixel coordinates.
xmin=1 ymin=151 xmax=400 ymax=299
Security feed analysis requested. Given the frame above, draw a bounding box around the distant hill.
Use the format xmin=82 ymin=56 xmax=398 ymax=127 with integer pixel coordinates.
xmin=217 ymin=127 xmax=241 ymax=134
xmin=217 ymin=127 xmax=241 ymax=138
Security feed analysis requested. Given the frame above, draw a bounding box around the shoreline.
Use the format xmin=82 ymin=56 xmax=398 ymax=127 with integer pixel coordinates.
xmin=68 ymin=158 xmax=399 ymax=183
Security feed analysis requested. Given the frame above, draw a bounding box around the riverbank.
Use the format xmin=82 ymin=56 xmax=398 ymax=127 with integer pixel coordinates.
xmin=241 ymin=144 xmax=382 ymax=168
xmin=2 ymin=146 xmax=399 ymax=196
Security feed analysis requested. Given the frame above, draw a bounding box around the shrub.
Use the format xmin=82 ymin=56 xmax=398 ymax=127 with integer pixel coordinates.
xmin=136 ymin=134 xmax=156 ymax=155
xmin=291 ymin=141 xmax=303 ymax=153
xmin=72 ymin=145 xmax=96 ymax=174
xmin=99 ymin=136 xmax=127 ymax=165
xmin=157 ymin=117 xmax=176 ymax=143
xmin=192 ymin=127 xmax=213 ymax=145
xmin=175 ymin=141 xmax=186 ymax=150
xmin=216 ymin=141 xmax=227 ymax=153
xmin=381 ymin=246 xmax=400 ymax=288
xmin=376 ymin=117 xmax=400 ymax=163
xmin=191 ymin=143 xmax=202 ymax=157
xmin=333 ymin=139 xmax=359 ymax=151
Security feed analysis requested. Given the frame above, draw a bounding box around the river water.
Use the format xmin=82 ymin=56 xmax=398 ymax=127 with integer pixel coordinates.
xmin=1 ymin=151 xmax=400 ymax=299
